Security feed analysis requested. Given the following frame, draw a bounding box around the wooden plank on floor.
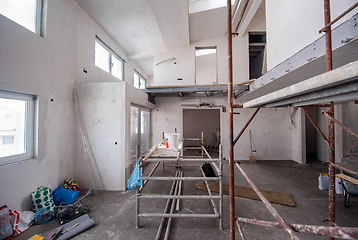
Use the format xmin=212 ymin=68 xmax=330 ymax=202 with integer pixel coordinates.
xmin=196 ymin=181 xmax=296 ymax=207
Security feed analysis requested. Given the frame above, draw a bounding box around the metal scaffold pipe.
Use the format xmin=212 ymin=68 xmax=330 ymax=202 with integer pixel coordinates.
xmin=227 ymin=0 xmax=235 ymax=239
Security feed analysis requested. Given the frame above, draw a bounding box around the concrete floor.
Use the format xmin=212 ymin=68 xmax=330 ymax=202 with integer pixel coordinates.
xmin=21 ymin=159 xmax=358 ymax=240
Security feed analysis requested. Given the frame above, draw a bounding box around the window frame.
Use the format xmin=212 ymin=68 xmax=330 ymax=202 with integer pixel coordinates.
xmin=0 ymin=90 xmax=36 ymax=166
xmin=0 ymin=0 xmax=43 ymax=35
xmin=95 ymin=36 xmax=125 ymax=81
xmin=134 ymin=70 xmax=147 ymax=89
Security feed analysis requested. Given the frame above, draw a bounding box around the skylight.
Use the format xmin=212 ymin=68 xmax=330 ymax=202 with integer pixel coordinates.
xmin=195 ymin=48 xmax=216 ymax=57
xmin=189 ymin=0 xmax=237 ymax=14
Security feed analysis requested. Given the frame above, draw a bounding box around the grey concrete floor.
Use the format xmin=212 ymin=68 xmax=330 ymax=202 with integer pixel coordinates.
xmin=21 ymin=159 xmax=358 ymax=240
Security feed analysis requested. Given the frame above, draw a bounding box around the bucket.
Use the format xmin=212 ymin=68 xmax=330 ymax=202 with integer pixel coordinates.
xmin=164 ymin=133 xmax=180 ymax=151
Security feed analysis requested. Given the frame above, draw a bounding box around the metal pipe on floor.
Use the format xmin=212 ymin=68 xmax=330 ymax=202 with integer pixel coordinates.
xmin=227 ymin=1 xmax=235 ymax=239
xmin=146 ymin=158 xmax=221 ymax=162
xmin=236 ymin=217 xmax=358 ymax=239
xmin=322 ymin=111 xmax=358 ymax=139
xmin=141 ymin=176 xmax=220 ymax=181
xmin=200 ymin=168 xmax=219 ymax=217
xmin=155 ymin=171 xmax=179 ymax=240
xmin=300 ymin=107 xmax=329 ymax=145
xmin=233 ymin=108 xmax=260 ymax=145
xmin=139 ymin=213 xmax=219 ymax=218
xmin=236 ymin=220 xmax=246 ymax=240
xmin=139 ymin=195 xmax=221 ymax=200
xmin=235 ymin=162 xmax=300 ymax=240
xmin=164 ymin=171 xmax=181 ymax=240
xmin=319 ymin=2 xmax=358 ymax=33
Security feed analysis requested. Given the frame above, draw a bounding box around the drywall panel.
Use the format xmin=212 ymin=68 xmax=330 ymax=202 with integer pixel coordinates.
xmin=152 ymin=97 xmax=293 ymax=160
xmin=291 ymin=108 xmax=306 ymax=164
xmin=265 ymin=0 xmax=358 ymax=71
xmin=153 ymin=35 xmax=249 ymax=86
xmin=342 ymin=101 xmax=358 ymax=156
xmin=0 ymin=0 xmax=78 ymax=210
xmin=74 ymin=82 xmax=126 ymax=191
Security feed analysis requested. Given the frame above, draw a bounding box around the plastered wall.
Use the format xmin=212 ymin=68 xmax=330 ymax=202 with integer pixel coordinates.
xmin=152 ymin=97 xmax=296 ymax=161
xmin=0 ymin=0 xmax=152 ymax=210
xmin=153 ymin=35 xmax=249 ymax=85
xmin=0 ymin=0 xmax=78 ymax=210
xmin=265 ymin=0 xmax=358 ymax=71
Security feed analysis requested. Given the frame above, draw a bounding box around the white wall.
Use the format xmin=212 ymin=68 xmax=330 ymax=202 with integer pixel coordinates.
xmin=74 ymin=82 xmax=154 ymax=191
xmin=152 ymin=97 xmax=294 ymax=161
xmin=74 ymin=7 xmax=154 ymax=191
xmin=343 ymin=102 xmax=358 ymax=154
xmin=153 ymin=35 xmax=249 ymax=85
xmin=0 ymin=0 xmax=78 ymax=210
xmin=265 ymin=0 xmax=358 ymax=71
xmin=0 ymin=0 xmax=154 ymax=210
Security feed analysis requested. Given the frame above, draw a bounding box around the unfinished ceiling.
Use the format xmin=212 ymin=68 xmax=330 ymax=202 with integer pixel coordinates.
xmin=75 ymin=0 xmax=243 ymax=77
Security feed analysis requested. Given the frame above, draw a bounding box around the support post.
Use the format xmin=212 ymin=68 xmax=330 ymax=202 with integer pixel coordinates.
xmin=227 ymin=0 xmax=235 ymax=239
xmin=328 ymin=102 xmax=335 ymax=236
xmin=300 ymin=107 xmax=329 ymax=145
xmin=323 ymin=1 xmax=335 ymax=238
xmin=322 ymin=111 xmax=358 ymax=139
xmin=233 ymin=108 xmax=260 ymax=145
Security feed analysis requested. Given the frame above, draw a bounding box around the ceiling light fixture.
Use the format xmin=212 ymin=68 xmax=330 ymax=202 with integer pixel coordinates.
xmin=156 ymin=57 xmax=176 ymax=66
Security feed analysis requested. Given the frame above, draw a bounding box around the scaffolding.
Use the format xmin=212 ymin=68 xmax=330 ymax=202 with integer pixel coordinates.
xmin=136 ymin=137 xmax=223 ymax=239
xmin=226 ymin=1 xmax=358 ymax=239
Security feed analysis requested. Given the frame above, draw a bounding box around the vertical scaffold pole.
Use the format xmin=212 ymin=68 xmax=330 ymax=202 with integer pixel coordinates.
xmin=323 ymin=1 xmax=335 ymax=239
xmin=227 ymin=0 xmax=235 ymax=239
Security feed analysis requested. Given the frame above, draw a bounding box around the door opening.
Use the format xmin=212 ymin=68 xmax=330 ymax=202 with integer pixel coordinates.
xmin=183 ymin=109 xmax=220 ymax=156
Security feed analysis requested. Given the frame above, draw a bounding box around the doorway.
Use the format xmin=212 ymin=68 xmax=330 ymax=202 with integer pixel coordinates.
xmin=130 ymin=105 xmax=151 ymax=169
xmin=183 ymin=109 xmax=220 ymax=151
xmin=305 ymin=107 xmax=318 ymax=161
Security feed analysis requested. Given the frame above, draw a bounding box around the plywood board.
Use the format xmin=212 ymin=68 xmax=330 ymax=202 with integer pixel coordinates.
xmin=196 ymin=181 xmax=295 ymax=207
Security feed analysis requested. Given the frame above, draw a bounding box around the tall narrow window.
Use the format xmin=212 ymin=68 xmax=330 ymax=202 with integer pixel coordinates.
xmin=95 ymin=36 xmax=125 ymax=80
xmin=134 ymin=71 xmax=146 ymax=89
xmin=0 ymin=90 xmax=35 ymax=165
xmin=0 ymin=0 xmax=42 ymax=34
xmin=95 ymin=41 xmax=110 ymax=73
xmin=195 ymin=46 xmax=217 ymax=85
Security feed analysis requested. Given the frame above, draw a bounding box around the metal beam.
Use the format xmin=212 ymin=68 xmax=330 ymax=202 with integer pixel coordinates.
xmin=243 ymin=61 xmax=358 ymax=108
xmin=142 ymin=84 xmax=248 ymax=94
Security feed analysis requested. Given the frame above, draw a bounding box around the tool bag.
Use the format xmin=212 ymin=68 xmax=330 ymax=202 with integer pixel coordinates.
xmin=127 ymin=159 xmax=144 ymax=190
xmin=31 ymin=186 xmax=56 ymax=212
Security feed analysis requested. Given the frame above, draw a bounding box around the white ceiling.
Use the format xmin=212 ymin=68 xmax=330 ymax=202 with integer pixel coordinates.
xmin=75 ymin=0 xmax=239 ymax=77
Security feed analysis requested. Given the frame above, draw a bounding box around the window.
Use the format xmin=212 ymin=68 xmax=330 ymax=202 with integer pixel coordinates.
xmin=195 ymin=46 xmax=217 ymax=85
xmin=95 ymin=36 xmax=124 ymax=81
xmin=0 ymin=0 xmax=42 ymax=34
xmin=134 ymin=71 xmax=147 ymax=89
xmin=0 ymin=90 xmax=35 ymax=165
